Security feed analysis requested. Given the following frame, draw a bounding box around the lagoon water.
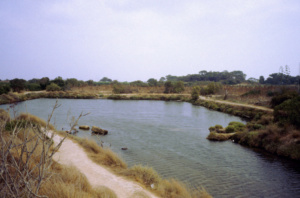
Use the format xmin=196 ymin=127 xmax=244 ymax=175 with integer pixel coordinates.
xmin=1 ymin=99 xmax=300 ymax=197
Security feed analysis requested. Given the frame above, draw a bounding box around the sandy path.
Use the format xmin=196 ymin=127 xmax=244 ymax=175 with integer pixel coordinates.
xmin=199 ymin=96 xmax=273 ymax=112
xmin=52 ymin=135 xmax=159 ymax=198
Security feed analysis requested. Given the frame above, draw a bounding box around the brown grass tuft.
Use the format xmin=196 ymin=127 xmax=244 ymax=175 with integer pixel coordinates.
xmin=16 ymin=113 xmax=55 ymax=130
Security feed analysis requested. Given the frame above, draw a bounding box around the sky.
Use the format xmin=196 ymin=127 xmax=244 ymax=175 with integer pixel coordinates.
xmin=0 ymin=0 xmax=300 ymax=82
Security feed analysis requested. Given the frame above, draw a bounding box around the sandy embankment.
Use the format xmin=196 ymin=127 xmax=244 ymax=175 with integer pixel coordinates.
xmin=52 ymin=135 xmax=158 ymax=198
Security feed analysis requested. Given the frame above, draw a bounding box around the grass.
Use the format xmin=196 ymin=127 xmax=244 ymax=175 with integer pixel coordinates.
xmin=0 ymin=112 xmax=118 ymax=198
xmin=39 ymin=164 xmax=117 ymax=198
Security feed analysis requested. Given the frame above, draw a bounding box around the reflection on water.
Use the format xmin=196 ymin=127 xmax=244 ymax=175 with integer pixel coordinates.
xmin=1 ymin=99 xmax=300 ymax=198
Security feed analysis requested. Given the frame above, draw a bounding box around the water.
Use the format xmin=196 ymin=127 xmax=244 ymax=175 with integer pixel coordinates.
xmin=1 ymin=99 xmax=300 ymax=198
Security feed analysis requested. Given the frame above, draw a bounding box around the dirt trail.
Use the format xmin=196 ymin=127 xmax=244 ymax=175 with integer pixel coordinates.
xmin=52 ymin=135 xmax=158 ymax=198
xmin=199 ymin=96 xmax=273 ymax=112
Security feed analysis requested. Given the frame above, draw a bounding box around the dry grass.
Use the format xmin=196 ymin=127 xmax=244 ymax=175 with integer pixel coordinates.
xmin=16 ymin=113 xmax=55 ymax=130
xmin=40 ymin=164 xmax=117 ymax=198
xmin=0 ymin=113 xmax=118 ymax=198
xmin=0 ymin=109 xmax=10 ymax=124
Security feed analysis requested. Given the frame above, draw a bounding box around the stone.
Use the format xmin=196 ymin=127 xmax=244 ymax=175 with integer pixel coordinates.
xmin=79 ymin=125 xmax=90 ymax=130
xmin=91 ymin=126 xmax=108 ymax=135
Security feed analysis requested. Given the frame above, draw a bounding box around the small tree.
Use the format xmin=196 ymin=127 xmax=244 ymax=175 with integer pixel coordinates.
xmin=164 ymin=81 xmax=173 ymax=93
xmin=147 ymin=78 xmax=158 ymax=86
xmin=39 ymin=77 xmax=50 ymax=90
xmin=52 ymin=76 xmax=65 ymax=88
xmin=10 ymin=78 xmax=26 ymax=92
xmin=259 ymin=76 xmax=265 ymax=84
xmin=173 ymin=81 xmax=185 ymax=93
xmin=191 ymin=86 xmax=200 ymax=101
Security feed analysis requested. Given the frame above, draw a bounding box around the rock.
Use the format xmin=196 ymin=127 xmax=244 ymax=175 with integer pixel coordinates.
xmin=65 ymin=129 xmax=78 ymax=134
xmin=91 ymin=126 xmax=108 ymax=135
xmin=79 ymin=125 xmax=90 ymax=130
xmin=121 ymin=147 xmax=128 ymax=150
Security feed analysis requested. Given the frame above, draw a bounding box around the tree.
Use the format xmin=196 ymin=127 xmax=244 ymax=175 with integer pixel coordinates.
xmin=191 ymin=86 xmax=200 ymax=100
xmin=147 ymin=78 xmax=158 ymax=86
xmin=10 ymin=78 xmax=26 ymax=92
xmin=52 ymin=76 xmax=65 ymax=88
xmin=65 ymin=78 xmax=79 ymax=87
xmin=130 ymin=80 xmax=147 ymax=87
xmin=173 ymin=81 xmax=185 ymax=93
xmin=0 ymin=84 xmax=10 ymax=95
xmin=199 ymin=70 xmax=207 ymax=76
xmin=39 ymin=77 xmax=50 ymax=90
xmin=164 ymin=81 xmax=173 ymax=93
xmin=86 ymin=80 xmax=94 ymax=86
xmin=100 ymin=77 xmax=112 ymax=82
xmin=259 ymin=76 xmax=265 ymax=84
xmin=159 ymin=77 xmax=166 ymax=82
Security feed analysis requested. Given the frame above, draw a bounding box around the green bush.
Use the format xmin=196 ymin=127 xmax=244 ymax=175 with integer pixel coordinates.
xmin=26 ymin=83 xmax=42 ymax=91
xmin=225 ymin=125 xmax=235 ymax=133
xmin=46 ymin=83 xmax=61 ymax=91
xmin=191 ymin=86 xmax=200 ymax=101
xmin=228 ymin=121 xmax=246 ymax=132
xmin=274 ymin=96 xmax=300 ymax=128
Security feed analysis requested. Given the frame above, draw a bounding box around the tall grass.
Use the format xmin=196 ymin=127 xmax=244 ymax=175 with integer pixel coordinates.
xmin=0 ymin=106 xmax=117 ymax=198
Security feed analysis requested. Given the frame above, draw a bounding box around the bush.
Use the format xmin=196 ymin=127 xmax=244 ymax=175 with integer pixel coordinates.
xmin=26 ymin=83 xmax=42 ymax=91
xmin=270 ymin=90 xmax=299 ymax=108
xmin=228 ymin=121 xmax=246 ymax=132
xmin=191 ymin=86 xmax=200 ymax=101
xmin=0 ymin=84 xmax=10 ymax=95
xmin=274 ymin=96 xmax=300 ymax=128
xmin=225 ymin=125 xmax=235 ymax=133
xmin=241 ymin=89 xmax=261 ymax=97
xmin=46 ymin=83 xmax=61 ymax=91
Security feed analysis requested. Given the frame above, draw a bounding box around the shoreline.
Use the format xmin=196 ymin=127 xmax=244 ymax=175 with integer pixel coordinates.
xmin=1 ymin=91 xmax=299 ymax=161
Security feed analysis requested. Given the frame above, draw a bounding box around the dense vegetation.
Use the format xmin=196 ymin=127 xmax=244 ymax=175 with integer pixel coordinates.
xmin=205 ymin=90 xmax=300 ymax=160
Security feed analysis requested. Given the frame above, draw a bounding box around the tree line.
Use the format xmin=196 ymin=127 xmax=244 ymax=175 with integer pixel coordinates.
xmin=1 ymin=67 xmax=299 ymax=95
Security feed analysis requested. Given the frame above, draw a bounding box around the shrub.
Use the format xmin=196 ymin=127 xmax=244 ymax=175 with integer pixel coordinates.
xmin=191 ymin=86 xmax=200 ymax=101
xmin=26 ymin=83 xmax=42 ymax=91
xmin=0 ymin=113 xmax=65 ymax=197
xmin=225 ymin=125 xmax=235 ymax=133
xmin=207 ymin=132 xmax=233 ymax=141
xmin=274 ymin=96 xmax=300 ymax=128
xmin=0 ymin=84 xmax=10 ymax=95
xmin=228 ymin=121 xmax=246 ymax=132
xmin=270 ymin=90 xmax=299 ymax=108
xmin=46 ymin=83 xmax=61 ymax=91
xmin=241 ymin=89 xmax=261 ymax=97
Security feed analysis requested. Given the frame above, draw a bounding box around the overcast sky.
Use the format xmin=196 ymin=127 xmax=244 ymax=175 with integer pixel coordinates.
xmin=0 ymin=0 xmax=299 ymax=82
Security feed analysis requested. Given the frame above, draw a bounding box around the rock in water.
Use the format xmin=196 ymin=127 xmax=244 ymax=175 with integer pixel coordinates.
xmin=91 ymin=126 xmax=108 ymax=135
xmin=79 ymin=125 xmax=90 ymax=130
